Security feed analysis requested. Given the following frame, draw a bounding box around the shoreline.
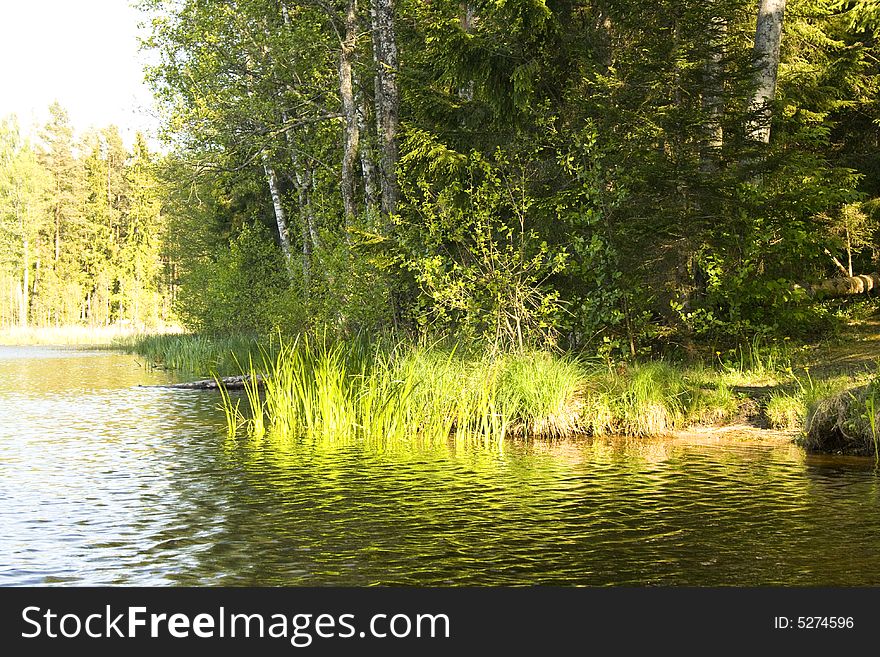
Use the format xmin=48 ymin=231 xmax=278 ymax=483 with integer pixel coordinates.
xmin=21 ymin=326 xmax=880 ymax=456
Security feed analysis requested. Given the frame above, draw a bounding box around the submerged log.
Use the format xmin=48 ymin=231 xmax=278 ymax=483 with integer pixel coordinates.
xmin=808 ymin=273 xmax=880 ymax=299
xmin=149 ymin=375 xmax=264 ymax=390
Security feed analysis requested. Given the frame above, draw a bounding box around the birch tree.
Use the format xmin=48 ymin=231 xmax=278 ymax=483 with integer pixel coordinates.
xmin=748 ymin=0 xmax=787 ymax=143
xmin=0 ymin=125 xmax=50 ymax=327
xmin=370 ymin=0 xmax=400 ymax=216
xmin=339 ymin=0 xmax=361 ymax=226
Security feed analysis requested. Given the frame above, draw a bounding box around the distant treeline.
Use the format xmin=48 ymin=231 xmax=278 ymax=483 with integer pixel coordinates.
xmin=0 ymin=104 xmax=171 ymax=328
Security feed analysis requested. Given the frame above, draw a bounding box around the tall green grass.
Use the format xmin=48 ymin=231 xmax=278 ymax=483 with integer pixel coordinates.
xmin=116 ymin=333 xmax=273 ymax=377
xmin=803 ymin=377 xmax=880 ymax=456
xmin=233 ymin=337 xmax=522 ymax=444
xmin=220 ymin=338 xmax=738 ymax=442
xmin=0 ymin=324 xmax=176 ymax=347
xmin=579 ymin=361 xmax=738 ymax=436
xmin=767 ymin=369 xmax=866 ymax=432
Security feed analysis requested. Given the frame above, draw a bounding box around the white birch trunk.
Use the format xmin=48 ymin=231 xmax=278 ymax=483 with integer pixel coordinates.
xmin=20 ymin=236 xmax=28 ymax=328
xmin=458 ymin=3 xmax=475 ymax=101
xmin=339 ymin=0 xmax=360 ymax=226
xmin=262 ymin=154 xmax=294 ymax=276
xmin=369 ymin=0 xmax=400 ymax=216
xmin=748 ymin=0 xmax=787 ymax=143
xmin=701 ymin=14 xmax=726 ymax=170
xmin=356 ymin=77 xmax=380 ymax=216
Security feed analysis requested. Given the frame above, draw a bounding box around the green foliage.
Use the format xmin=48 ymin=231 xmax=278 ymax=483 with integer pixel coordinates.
xmin=139 ymin=0 xmax=880 ymax=357
xmin=399 ymin=147 xmax=567 ymax=351
xmin=305 ymin=230 xmax=396 ymax=336
xmin=174 ymin=222 xmax=300 ymax=336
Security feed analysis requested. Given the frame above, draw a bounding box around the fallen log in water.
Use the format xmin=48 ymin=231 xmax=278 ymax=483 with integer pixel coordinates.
xmin=148 ymin=374 xmax=264 ymax=390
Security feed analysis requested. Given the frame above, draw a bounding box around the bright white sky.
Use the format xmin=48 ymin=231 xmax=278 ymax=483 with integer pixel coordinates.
xmin=0 ymin=0 xmax=157 ymax=145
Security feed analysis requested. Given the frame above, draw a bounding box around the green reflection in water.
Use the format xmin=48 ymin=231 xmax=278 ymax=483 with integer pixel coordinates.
xmin=2 ymin=347 xmax=880 ymax=586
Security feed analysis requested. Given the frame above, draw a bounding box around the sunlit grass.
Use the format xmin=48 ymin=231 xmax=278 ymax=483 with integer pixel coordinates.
xmin=217 ymin=338 xmax=742 ymax=443
xmin=122 ymin=321 xmax=880 ymax=446
xmin=578 ymin=361 xmax=739 ymax=437
xmin=765 ymin=392 xmax=805 ymax=430
xmin=803 ymin=375 xmax=880 ymax=456
xmin=768 ymin=371 xmax=871 ymax=433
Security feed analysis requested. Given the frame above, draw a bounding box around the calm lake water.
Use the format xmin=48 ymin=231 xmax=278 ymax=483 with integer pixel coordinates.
xmin=1 ymin=346 xmax=879 ymax=586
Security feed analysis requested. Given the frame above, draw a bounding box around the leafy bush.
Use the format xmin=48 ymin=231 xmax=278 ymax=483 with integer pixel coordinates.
xmin=174 ymin=223 xmax=302 ymax=336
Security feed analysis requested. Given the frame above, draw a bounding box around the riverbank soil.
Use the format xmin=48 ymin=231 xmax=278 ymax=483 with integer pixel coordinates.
xmin=696 ymin=313 xmax=880 ymax=451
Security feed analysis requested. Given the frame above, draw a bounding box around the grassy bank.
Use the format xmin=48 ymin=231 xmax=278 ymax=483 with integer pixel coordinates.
xmin=225 ymin=339 xmax=745 ymax=442
xmin=126 ymin=332 xmax=746 ymax=441
xmin=121 ymin=320 xmax=880 ymax=444
xmin=803 ymin=382 xmax=880 ymax=458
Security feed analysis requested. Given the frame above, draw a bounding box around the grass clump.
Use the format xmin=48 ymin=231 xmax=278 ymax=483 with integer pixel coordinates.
xmin=117 ymin=332 xmax=271 ymax=377
xmin=804 ymin=379 xmax=880 ymax=457
xmin=219 ymin=338 xmax=741 ymax=443
xmin=498 ymin=351 xmax=585 ymax=438
xmin=765 ymin=393 xmax=806 ymax=430
xmin=764 ymin=368 xmax=868 ymax=434
xmin=241 ymin=338 xmax=523 ymax=444
xmin=578 ymin=362 xmax=738 ymax=437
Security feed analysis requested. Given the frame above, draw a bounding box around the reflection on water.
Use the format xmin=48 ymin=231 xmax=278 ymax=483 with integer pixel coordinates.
xmin=1 ymin=347 xmax=879 ymax=586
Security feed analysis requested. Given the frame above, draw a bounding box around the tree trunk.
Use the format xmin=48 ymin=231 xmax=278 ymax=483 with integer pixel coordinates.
xmin=356 ymin=77 xmax=380 ymax=216
xmin=18 ymin=199 xmax=29 ymax=328
xmin=701 ymin=14 xmax=726 ymax=170
xmin=458 ymin=3 xmax=475 ymax=101
xmin=262 ymin=154 xmax=294 ymax=276
xmin=808 ymin=273 xmax=880 ymax=298
xmin=54 ymin=206 xmax=60 ymax=263
xmin=369 ymin=0 xmax=400 ymax=216
xmin=292 ymin=160 xmax=321 ymax=253
xmin=20 ymin=237 xmax=28 ymax=329
xmin=846 ymin=225 xmax=853 ymax=277
xmin=339 ymin=0 xmax=360 ymax=226
xmin=748 ymin=0 xmax=787 ymax=143
xmin=291 ymin=155 xmax=317 ymax=298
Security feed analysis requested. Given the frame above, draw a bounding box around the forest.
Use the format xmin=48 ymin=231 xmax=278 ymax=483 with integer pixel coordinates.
xmin=0 ymin=105 xmax=169 ymax=328
xmin=132 ymin=0 xmax=880 ymax=357
xmin=1 ymin=0 xmax=877 ymax=354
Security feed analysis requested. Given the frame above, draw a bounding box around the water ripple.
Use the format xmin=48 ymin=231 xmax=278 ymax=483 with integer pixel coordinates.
xmin=1 ymin=347 xmax=880 ymax=585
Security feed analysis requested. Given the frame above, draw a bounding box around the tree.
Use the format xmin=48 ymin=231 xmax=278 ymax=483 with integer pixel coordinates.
xmin=121 ymin=133 xmax=167 ymax=325
xmin=0 ymin=119 xmax=51 ymax=327
xmin=748 ymin=0 xmax=787 ymax=143
xmin=369 ymin=0 xmax=401 ymax=217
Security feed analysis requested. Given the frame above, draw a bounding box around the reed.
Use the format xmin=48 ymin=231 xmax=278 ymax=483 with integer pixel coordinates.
xmin=219 ymin=338 xmax=739 ymax=443
xmin=116 ymin=332 xmax=272 ymax=376
xmin=0 ymin=324 xmax=174 ymax=347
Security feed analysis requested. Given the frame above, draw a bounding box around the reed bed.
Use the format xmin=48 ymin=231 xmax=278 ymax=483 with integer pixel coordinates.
xmin=115 ymin=332 xmax=272 ymax=376
xmin=0 ymin=324 xmax=178 ymax=347
xmin=219 ymin=337 xmax=739 ymax=443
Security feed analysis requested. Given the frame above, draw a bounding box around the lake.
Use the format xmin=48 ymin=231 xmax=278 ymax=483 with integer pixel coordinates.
xmin=2 ymin=346 xmax=879 ymax=585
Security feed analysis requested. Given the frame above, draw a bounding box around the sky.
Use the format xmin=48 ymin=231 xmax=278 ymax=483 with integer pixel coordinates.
xmin=0 ymin=0 xmax=158 ymax=145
